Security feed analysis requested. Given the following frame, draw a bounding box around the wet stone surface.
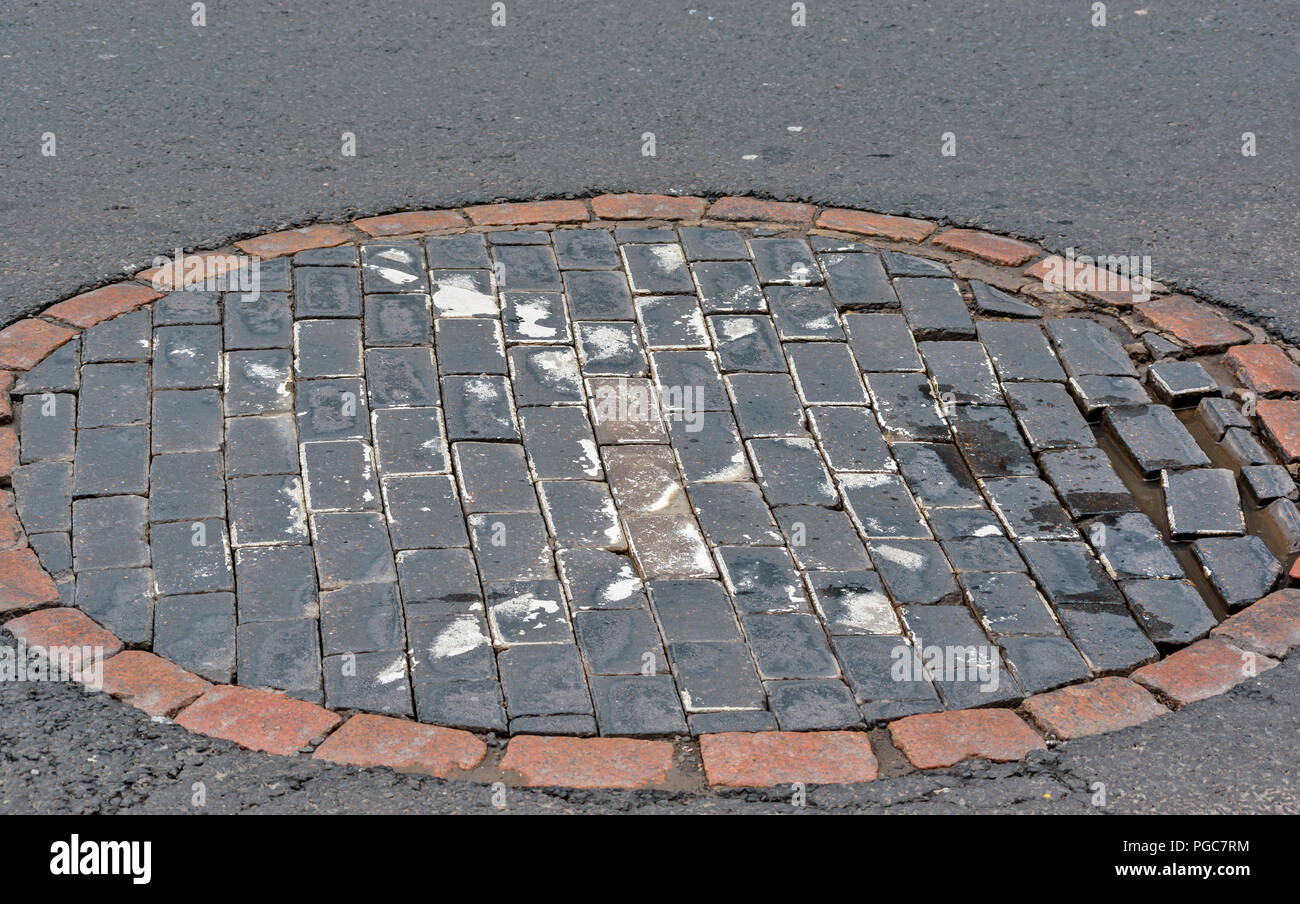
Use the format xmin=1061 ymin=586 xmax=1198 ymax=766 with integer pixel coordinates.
xmin=10 ymin=218 xmax=1292 ymax=737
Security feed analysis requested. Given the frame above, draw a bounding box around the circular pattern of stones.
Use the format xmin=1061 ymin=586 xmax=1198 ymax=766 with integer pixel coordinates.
xmin=4 ymin=195 xmax=1300 ymax=785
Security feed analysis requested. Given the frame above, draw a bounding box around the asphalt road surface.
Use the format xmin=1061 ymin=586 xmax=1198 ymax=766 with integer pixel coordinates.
xmin=1 ymin=0 xmax=1297 ymax=813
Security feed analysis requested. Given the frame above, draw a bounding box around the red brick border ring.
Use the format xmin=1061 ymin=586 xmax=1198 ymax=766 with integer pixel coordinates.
xmin=3 ymin=194 xmax=1298 ymax=791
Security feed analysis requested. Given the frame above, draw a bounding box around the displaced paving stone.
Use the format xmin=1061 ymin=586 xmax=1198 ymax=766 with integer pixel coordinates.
xmin=1163 ymin=468 xmax=1244 ymax=538
xmin=969 ymin=280 xmax=1040 ymax=318
xmin=1085 ymin=511 xmax=1182 ymax=580
xmin=1068 ymin=374 xmax=1150 ymax=419
xmin=1221 ymin=426 xmax=1272 ymax=467
xmin=1257 ymin=398 xmax=1300 ymax=463
xmin=1191 ymin=535 xmax=1281 ymax=610
xmin=1104 ymin=405 xmax=1210 ymax=477
xmin=1224 ymin=343 xmax=1300 ymax=397
xmin=1198 ymin=396 xmax=1250 ymax=440
xmin=1147 ymin=360 xmax=1219 ymax=406
xmin=882 ymin=252 xmax=949 ymax=278
xmin=1241 ymin=464 xmax=1297 ymax=503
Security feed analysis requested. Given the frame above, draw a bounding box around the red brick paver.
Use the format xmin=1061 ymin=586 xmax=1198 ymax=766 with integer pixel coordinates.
xmin=1131 ymin=638 xmax=1278 ymax=708
xmin=1 ymin=370 xmax=16 ymax=422
xmin=1211 ymin=589 xmax=1300 ymax=659
xmin=96 ymin=650 xmax=210 ymax=717
xmin=815 ymin=207 xmax=936 ymax=242
xmin=140 ymin=250 xmax=249 ymax=292
xmin=0 ymin=550 xmax=64 ymax=614
xmin=0 ymin=319 xmax=78 ymax=372
xmin=700 ymin=731 xmax=877 ymax=787
xmin=464 ymin=200 xmax=589 ymax=226
xmin=354 ymin=209 xmax=467 ymax=237
xmin=1135 ymin=295 xmax=1250 ymax=352
xmin=43 ymin=283 xmax=162 ymax=329
xmin=0 ymin=490 xmax=24 ymax=549
xmin=1256 ymin=399 xmax=1300 ymax=462
xmin=592 ymin=193 xmax=707 ymax=221
xmin=1223 ymin=344 xmax=1300 ymax=397
xmin=932 ymin=228 xmax=1038 ymax=266
xmin=4 ymin=606 xmax=122 ymax=653
xmin=709 ymin=196 xmax=816 ymax=224
xmin=0 ymin=425 xmax=16 ymax=479
xmin=175 ymin=685 xmax=342 ymax=755
xmin=889 ymin=709 xmax=1046 ymax=769
xmin=1023 ymin=677 xmax=1168 ymax=739
xmin=234 ymin=224 xmax=355 ymax=259
xmin=314 ymin=713 xmax=486 ymax=777
xmin=1025 ymin=255 xmax=1147 ymax=306
xmin=500 ymin=735 xmax=674 ymax=789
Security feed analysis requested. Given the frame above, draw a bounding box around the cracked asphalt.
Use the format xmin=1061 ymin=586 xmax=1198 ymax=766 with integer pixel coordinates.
xmin=1 ymin=0 xmax=1297 ymax=813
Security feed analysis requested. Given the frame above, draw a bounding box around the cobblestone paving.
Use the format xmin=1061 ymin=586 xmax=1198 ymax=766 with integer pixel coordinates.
xmin=8 ymin=217 xmax=1293 ymax=739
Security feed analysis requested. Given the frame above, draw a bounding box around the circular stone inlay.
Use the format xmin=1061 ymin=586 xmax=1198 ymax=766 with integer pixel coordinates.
xmin=8 ymin=213 xmax=1290 ymax=739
